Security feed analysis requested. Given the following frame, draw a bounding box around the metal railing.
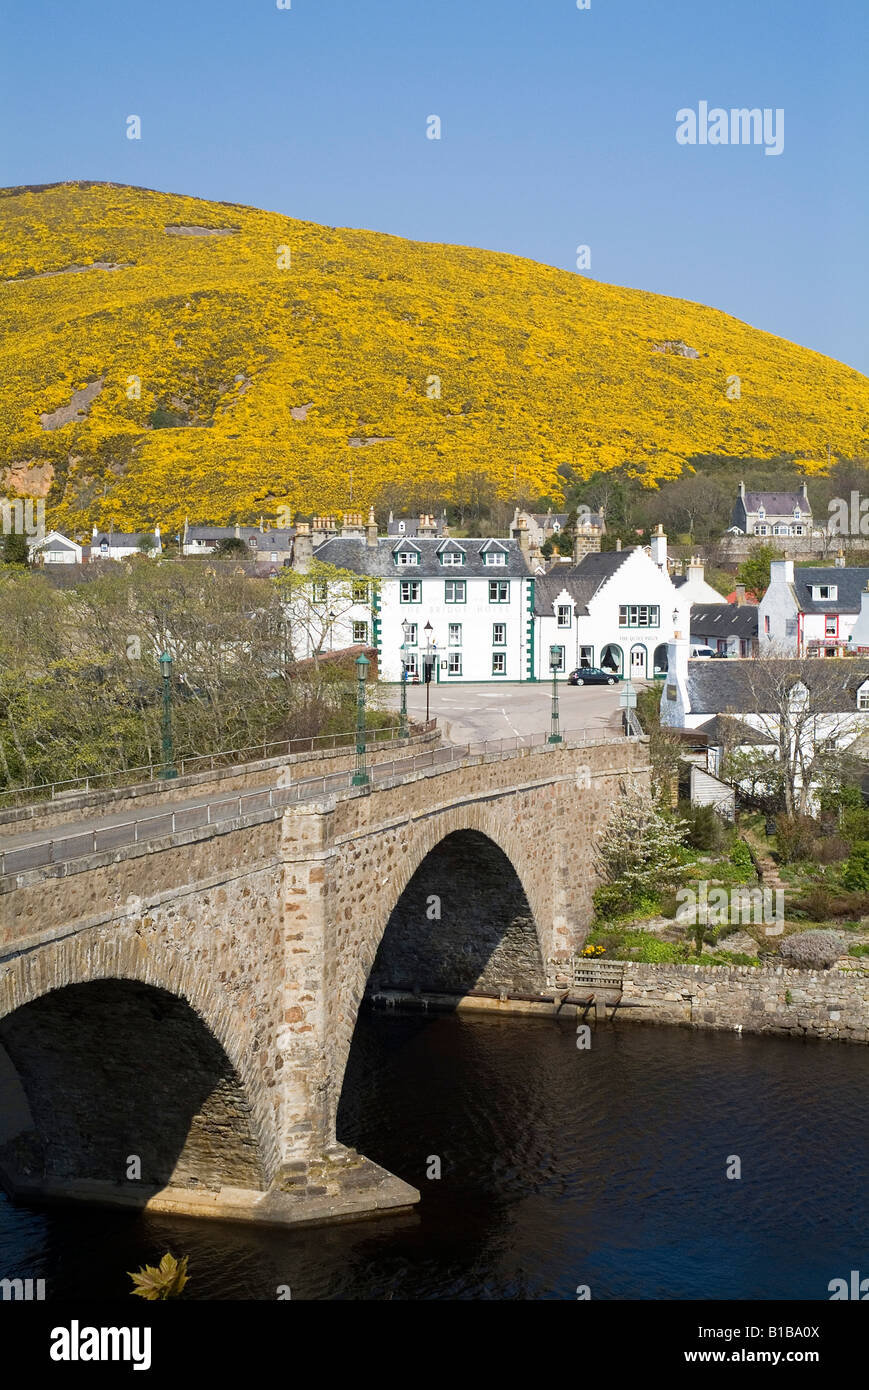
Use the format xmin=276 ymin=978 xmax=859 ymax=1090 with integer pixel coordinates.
xmin=0 ymin=721 xmax=436 ymax=810
xmin=0 ymin=727 xmax=632 ymax=877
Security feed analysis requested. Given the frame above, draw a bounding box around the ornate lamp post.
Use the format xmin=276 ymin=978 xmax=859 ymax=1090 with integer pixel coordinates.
xmin=399 ymin=618 xmax=411 ymax=738
xmin=159 ymin=651 xmax=178 ymax=779
xmin=548 ymin=646 xmax=563 ymax=743
xmin=328 ymin=609 xmax=336 ymax=652
xmin=352 ymin=651 xmax=370 ymax=786
xmin=423 ymin=620 xmax=434 ymax=724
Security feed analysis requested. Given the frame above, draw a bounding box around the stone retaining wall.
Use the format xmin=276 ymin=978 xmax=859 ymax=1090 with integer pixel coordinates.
xmin=621 ymin=961 xmax=869 ymax=1043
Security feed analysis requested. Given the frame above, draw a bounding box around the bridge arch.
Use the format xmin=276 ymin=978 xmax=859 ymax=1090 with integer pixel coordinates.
xmin=0 ymin=929 xmax=278 ymax=1198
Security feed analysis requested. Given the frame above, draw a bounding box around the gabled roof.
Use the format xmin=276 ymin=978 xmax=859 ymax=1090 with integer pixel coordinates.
xmin=391 ymin=537 xmax=422 ymax=554
xmin=479 ymin=538 xmax=508 ymax=552
xmin=690 ymin=603 xmax=758 ymax=638
xmin=531 ymin=548 xmax=634 ymax=616
xmin=693 ymin=715 xmax=776 ymax=747
xmin=742 ymin=491 xmax=811 ymax=514
xmin=685 ymin=660 xmax=869 ymax=714
xmin=436 ymin=537 xmax=466 ymax=553
xmin=313 ymin=536 xmax=530 ymax=579
xmin=791 ymin=567 xmax=869 ymax=614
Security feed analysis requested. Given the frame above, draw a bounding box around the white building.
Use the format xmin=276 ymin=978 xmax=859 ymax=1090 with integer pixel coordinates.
xmin=303 ymin=531 xmax=533 ymax=682
xmin=30 ymin=530 xmax=82 ymax=565
xmin=758 ymin=558 xmax=869 ymax=656
xmin=90 ymin=526 xmax=162 ymax=560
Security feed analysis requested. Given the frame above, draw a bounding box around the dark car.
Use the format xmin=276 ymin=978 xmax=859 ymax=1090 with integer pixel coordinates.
xmin=567 ymin=666 xmax=619 ymax=686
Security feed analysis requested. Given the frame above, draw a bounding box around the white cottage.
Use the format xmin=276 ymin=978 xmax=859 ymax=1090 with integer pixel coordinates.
xmin=758 ymin=559 xmax=869 ymax=656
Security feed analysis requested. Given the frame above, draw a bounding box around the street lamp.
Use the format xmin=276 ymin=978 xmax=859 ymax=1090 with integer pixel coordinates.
xmin=352 ymin=651 xmax=370 ymax=787
xmin=158 ymin=650 xmax=178 ymax=779
xmin=423 ymin=620 xmax=434 ymax=723
xmin=548 ymin=646 xmax=563 ymax=743
xmin=328 ymin=610 xmax=336 ymax=652
xmin=399 ymin=618 xmax=412 ymax=738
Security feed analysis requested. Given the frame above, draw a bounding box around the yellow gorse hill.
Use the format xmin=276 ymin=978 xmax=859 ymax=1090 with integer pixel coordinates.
xmin=1 ymin=181 xmax=867 ymax=534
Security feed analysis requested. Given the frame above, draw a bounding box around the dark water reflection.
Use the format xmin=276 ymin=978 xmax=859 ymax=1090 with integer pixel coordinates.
xmin=1 ymin=1013 xmax=866 ymax=1300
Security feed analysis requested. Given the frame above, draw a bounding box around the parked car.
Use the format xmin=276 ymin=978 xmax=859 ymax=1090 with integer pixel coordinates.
xmin=690 ymin=645 xmax=717 ymax=659
xmin=567 ymin=666 xmax=619 ymax=686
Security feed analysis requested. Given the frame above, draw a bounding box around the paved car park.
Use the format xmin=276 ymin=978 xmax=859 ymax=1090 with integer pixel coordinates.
xmin=383 ymin=679 xmax=635 ymax=744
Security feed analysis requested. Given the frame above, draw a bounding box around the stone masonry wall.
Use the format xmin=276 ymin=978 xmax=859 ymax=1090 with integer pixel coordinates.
xmin=622 ymin=961 xmax=869 ymax=1043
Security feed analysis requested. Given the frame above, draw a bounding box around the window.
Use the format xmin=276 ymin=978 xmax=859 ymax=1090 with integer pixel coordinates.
xmin=755 ymin=525 xmax=769 ymax=536
xmin=825 ymin=616 xmax=838 ymax=636
xmin=400 ymin=580 xmax=421 ymax=603
xmin=352 ymin=582 xmax=369 ymax=602
xmin=773 ymin=525 xmax=789 ymax=536
xmin=440 ymin=551 xmax=464 ymax=566
xmin=489 ymin=580 xmax=509 ymax=603
xmin=757 ymin=506 xmax=766 ymax=520
xmin=397 ymin=521 xmax=406 ymax=534
xmin=794 ymin=507 xmax=802 ymax=520
xmin=313 ymin=580 xmax=328 ymax=602
xmin=858 ymin=686 xmax=869 ymax=711
xmin=396 ymin=550 xmax=419 ymax=566
xmin=618 ymin=604 xmax=660 ymax=628
xmin=445 ymin=579 xmax=466 ymax=603
xmin=249 ymin=537 xmax=258 ymax=548
xmin=492 ymin=622 xmax=507 ymax=645
xmin=579 ymin=645 xmax=593 ymax=665
xmin=785 ymin=619 xmax=797 ymax=636
xmin=448 ymin=652 xmax=462 ymax=676
xmin=813 ymin=584 xmax=837 ymax=600
xmin=403 ymin=622 xmax=418 ymax=646
xmin=550 ymin=645 xmax=566 ymax=672
xmin=448 ymin=623 xmax=462 ymax=646
xmin=404 ymin=651 xmax=419 ymax=678
xmin=492 ymin=652 xmax=506 ymax=675
xmin=765 ymin=615 xmax=771 ymax=635
xmin=484 ymin=551 xmax=506 ymax=566
xmin=793 ymin=525 xmax=804 ymax=536
xmin=353 ymin=621 xmax=368 ymax=643
xmin=557 ymin=604 xmax=572 ymax=628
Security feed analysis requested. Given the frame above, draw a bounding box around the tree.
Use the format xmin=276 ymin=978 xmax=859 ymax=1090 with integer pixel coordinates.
xmin=720 ymin=657 xmax=864 ymax=816
xmin=215 ymin=537 xmax=247 ymax=557
xmin=1 ymin=532 xmax=29 ymax=566
xmin=737 ymin=543 xmax=783 ymax=601
xmin=594 ymin=786 xmax=688 ymax=897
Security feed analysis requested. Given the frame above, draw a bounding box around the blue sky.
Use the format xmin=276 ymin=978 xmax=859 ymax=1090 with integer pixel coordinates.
xmin=3 ymin=0 xmax=867 ymax=372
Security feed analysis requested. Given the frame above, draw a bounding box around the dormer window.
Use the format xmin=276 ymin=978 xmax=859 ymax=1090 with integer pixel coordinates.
xmin=812 ymin=584 xmax=837 ymax=601
xmin=397 ymin=521 xmax=406 ymax=534
xmin=484 ymin=551 xmax=507 ymax=565
xmin=397 ymin=550 xmax=419 ymax=565
xmin=858 ymin=681 xmax=869 ymax=711
xmin=437 ymin=539 xmax=466 ymax=567
xmin=757 ymin=506 xmax=766 ymax=520
xmin=794 ymin=507 xmax=802 ymax=521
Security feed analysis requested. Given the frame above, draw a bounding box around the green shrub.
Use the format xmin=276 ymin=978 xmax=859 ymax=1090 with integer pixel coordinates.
xmin=848 ymin=943 xmax=869 ymax=957
xmin=729 ymin=838 xmax=755 ymax=874
xmin=677 ymin=800 xmax=726 ymax=851
xmin=842 ymin=842 xmax=869 ymax=893
xmin=775 ymin=814 xmax=817 ymax=864
xmin=841 ymin=806 xmax=869 ymax=844
xmin=592 ymin=882 xmax=660 ymax=922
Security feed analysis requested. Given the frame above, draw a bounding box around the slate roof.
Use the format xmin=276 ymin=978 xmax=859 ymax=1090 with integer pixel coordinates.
xmin=742 ymin=491 xmax=810 ymax=515
xmin=690 ymin=603 xmax=758 ymax=638
xmin=186 ymin=526 xmax=295 ymax=545
xmin=685 ymin=660 xmax=869 ymax=715
xmin=791 ymin=567 xmax=869 ymax=614
xmin=312 ymin=536 xmax=530 ymax=579
xmin=692 ymin=715 xmax=776 ymax=747
xmin=386 ymin=516 xmax=445 ymax=537
xmin=532 ymin=548 xmax=634 ymax=616
xmin=93 ymin=533 xmax=157 ymax=546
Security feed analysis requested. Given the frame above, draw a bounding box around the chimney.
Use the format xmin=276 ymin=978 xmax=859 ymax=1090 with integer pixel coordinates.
xmin=418 ymin=513 xmax=437 ymax=538
xmin=687 ymin=554 xmax=705 ymax=585
xmin=366 ymin=505 xmax=378 ymax=549
xmin=616 ymin=538 xmax=622 ymax=551
xmin=734 ymin=583 xmax=746 ymax=606
xmin=234 ymin=523 xmax=240 ymax=539
xmin=517 ymin=517 xmax=530 ymax=553
xmin=835 ymin=548 xmax=846 ymax=569
xmin=769 ymin=559 xmax=795 ymax=585
xmin=293 ymin=522 xmax=313 ymax=571
xmin=801 ymin=481 xmax=809 ymax=503
xmin=738 ymin=480 xmax=746 ymax=500
xmin=650 ymin=523 xmax=667 ymax=571
xmin=92 ymin=523 xmax=98 ymax=539
xmin=259 ymin=516 xmax=264 ymax=533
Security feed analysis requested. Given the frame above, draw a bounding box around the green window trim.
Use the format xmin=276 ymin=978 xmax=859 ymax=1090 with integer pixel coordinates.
xmin=445 ymin=580 xmax=467 ymax=603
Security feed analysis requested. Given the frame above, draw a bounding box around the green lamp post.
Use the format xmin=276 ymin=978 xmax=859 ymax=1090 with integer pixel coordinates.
xmin=548 ymin=646 xmax=563 ymax=744
xmin=352 ymin=651 xmax=371 ymax=786
xmin=399 ymin=618 xmax=411 ymax=738
xmin=159 ymin=650 xmax=178 ymax=778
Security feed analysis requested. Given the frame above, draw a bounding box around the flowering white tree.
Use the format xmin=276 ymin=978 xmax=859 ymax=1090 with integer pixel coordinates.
xmin=595 ymin=786 xmax=687 ymax=898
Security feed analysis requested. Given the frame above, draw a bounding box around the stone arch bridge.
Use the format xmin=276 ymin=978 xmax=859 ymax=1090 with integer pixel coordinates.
xmin=0 ymin=735 xmax=648 ymax=1228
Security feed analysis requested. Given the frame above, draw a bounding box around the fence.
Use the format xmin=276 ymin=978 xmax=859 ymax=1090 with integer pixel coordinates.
xmin=0 ymin=727 xmax=635 ymax=877
xmin=0 ymin=721 xmax=432 ymax=810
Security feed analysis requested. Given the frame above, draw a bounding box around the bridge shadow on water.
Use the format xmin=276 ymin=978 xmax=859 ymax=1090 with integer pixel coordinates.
xmin=0 ymin=980 xmax=264 ymax=1208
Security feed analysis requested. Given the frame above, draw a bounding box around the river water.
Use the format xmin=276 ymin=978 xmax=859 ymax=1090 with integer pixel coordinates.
xmin=1 ymin=1012 xmax=866 ymax=1300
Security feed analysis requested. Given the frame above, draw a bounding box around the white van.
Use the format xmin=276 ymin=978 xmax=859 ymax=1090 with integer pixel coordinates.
xmin=690 ymin=645 xmax=717 ymax=659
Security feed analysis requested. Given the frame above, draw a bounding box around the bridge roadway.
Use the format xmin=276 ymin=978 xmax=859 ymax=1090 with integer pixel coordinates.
xmin=0 ymin=742 xmax=473 ymax=876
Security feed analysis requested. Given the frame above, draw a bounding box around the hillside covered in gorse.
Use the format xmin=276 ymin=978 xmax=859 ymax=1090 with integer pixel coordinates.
xmin=1 ymin=181 xmax=867 ymax=533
